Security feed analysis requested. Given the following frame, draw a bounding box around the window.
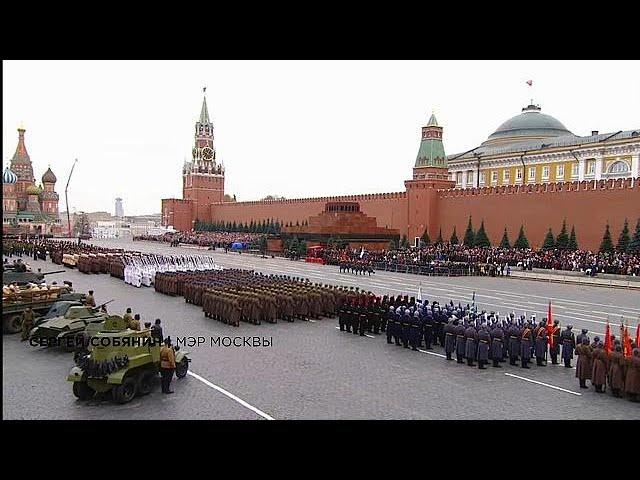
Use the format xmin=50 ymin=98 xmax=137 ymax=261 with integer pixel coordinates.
xmin=571 ymin=163 xmax=579 ymax=177
xmin=480 ymin=172 xmax=486 ymax=184
xmin=556 ymin=164 xmax=564 ymax=178
xmin=542 ymin=166 xmax=550 ymax=179
xmin=466 ymin=171 xmax=473 ymax=184
xmin=608 ymin=161 xmax=629 ymax=174
xmin=491 ymin=171 xmax=498 ymax=183
xmin=503 ymin=170 xmax=510 ymax=183
xmin=456 ymin=172 xmax=462 ymax=184
xmin=528 ymin=166 xmax=536 ymax=180
xmin=587 ymin=160 xmax=595 ymax=175
xmin=516 ymin=168 xmax=522 ymax=180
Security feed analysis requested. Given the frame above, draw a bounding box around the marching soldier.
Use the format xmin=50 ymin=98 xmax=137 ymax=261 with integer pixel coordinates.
xmin=490 ymin=322 xmax=504 ymax=367
xmin=534 ymin=320 xmax=548 ymax=366
xmin=443 ymin=318 xmax=457 ymax=359
xmin=575 ymin=338 xmax=592 ymax=389
xmin=560 ymin=325 xmax=576 ymax=368
xmin=591 ymin=342 xmax=607 ymax=393
xmin=455 ymin=319 xmax=466 ymax=364
xmin=520 ymin=322 xmax=533 ymax=369
xmin=424 ymin=310 xmax=435 ymax=350
xmin=464 ymin=321 xmax=478 ymax=367
xmin=508 ymin=322 xmax=521 ymax=366
xmin=476 ymin=324 xmax=490 ymax=369
xmin=549 ymin=320 xmax=561 ymax=365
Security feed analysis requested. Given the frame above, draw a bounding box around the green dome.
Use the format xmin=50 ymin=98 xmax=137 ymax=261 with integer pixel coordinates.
xmin=484 ymin=104 xmax=574 ymax=146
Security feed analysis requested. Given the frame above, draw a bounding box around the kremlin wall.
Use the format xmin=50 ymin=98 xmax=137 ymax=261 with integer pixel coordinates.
xmin=162 ymin=94 xmax=640 ymax=251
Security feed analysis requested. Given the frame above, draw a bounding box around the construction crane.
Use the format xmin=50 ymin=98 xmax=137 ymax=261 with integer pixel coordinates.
xmin=65 ymin=158 xmax=78 ymax=238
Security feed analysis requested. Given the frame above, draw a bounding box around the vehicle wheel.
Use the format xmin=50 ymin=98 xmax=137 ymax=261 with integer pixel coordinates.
xmin=137 ymin=370 xmax=156 ymax=395
xmin=175 ymin=358 xmax=189 ymax=379
xmin=112 ymin=376 xmax=137 ymax=404
xmin=72 ymin=382 xmax=95 ymax=401
xmin=5 ymin=315 xmax=23 ymax=334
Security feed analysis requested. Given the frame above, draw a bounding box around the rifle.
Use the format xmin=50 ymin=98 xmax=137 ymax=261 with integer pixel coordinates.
xmin=91 ymin=299 xmax=114 ymax=312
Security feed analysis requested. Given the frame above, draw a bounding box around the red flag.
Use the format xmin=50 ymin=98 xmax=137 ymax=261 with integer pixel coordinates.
xmin=604 ymin=320 xmax=612 ymax=354
xmin=623 ymin=326 xmax=632 ymax=358
xmin=526 ymin=80 xmax=533 ymax=86
xmin=546 ymin=301 xmax=554 ymax=348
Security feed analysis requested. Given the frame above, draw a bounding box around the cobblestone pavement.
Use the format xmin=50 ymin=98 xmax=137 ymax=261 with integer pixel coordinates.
xmin=3 ymin=240 xmax=639 ymax=420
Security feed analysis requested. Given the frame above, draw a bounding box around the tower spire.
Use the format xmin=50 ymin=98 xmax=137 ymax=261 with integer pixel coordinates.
xmin=199 ymin=89 xmax=210 ymax=124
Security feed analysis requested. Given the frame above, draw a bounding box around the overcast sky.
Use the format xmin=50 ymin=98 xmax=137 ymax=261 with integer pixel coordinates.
xmin=3 ymin=60 xmax=639 ymax=216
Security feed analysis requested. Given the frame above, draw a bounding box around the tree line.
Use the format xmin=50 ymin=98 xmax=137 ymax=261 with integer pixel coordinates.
xmin=194 ymin=218 xmax=311 ymax=234
xmin=417 ymin=217 xmax=640 ymax=253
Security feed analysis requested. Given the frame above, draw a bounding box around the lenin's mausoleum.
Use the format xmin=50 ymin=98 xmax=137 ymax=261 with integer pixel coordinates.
xmin=162 ymin=93 xmax=640 ymax=251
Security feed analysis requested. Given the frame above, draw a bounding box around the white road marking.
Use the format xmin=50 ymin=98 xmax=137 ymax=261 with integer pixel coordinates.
xmin=504 ymin=373 xmax=582 ymax=396
xmin=187 ymin=371 xmax=275 ymax=420
xmin=308 ymin=319 xmax=317 ymax=323
xmin=418 ymin=349 xmax=447 ymax=358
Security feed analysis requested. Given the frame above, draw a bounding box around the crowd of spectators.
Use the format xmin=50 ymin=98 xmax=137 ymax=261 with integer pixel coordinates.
xmin=133 ymin=231 xmax=266 ymax=249
xmin=322 ymin=244 xmax=640 ymax=277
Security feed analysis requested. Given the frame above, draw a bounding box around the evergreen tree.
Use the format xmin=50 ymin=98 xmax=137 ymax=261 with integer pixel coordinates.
xmin=232 ymin=221 xmax=237 ymax=232
xmin=260 ymin=235 xmax=268 ymax=254
xmin=568 ymin=226 xmax=578 ymax=251
xmin=296 ymin=220 xmax=300 ymax=227
xmin=421 ymin=228 xmax=431 ymax=246
xmin=616 ymin=218 xmax=630 ymax=252
xmin=599 ymin=223 xmax=614 ymax=253
xmin=514 ymin=225 xmax=530 ymax=249
xmin=435 ymin=228 xmax=443 ymax=245
xmin=463 ymin=216 xmax=475 ymax=246
xmin=499 ymin=228 xmax=511 ymax=249
xmin=298 ymin=240 xmax=307 ymax=257
xmin=226 ymin=221 xmax=232 ymax=231
xmin=388 ymin=239 xmax=397 ymax=250
xmin=290 ymin=237 xmax=300 ymax=255
xmin=261 ymin=220 xmax=266 ymax=233
xmin=542 ymin=228 xmax=555 ymax=250
xmin=275 ymin=220 xmax=280 ymax=233
xmin=450 ymin=227 xmax=459 ymax=245
xmin=401 ymin=234 xmax=409 ymax=248
xmin=474 ymin=220 xmax=491 ymax=247
xmin=194 ymin=219 xmax=201 ymax=231
xmin=556 ymin=220 xmax=569 ymax=250
xmin=628 ymin=218 xmax=640 ymax=253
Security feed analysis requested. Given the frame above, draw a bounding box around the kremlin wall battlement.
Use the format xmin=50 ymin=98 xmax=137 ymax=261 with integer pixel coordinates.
xmin=437 ymin=178 xmax=640 ymax=251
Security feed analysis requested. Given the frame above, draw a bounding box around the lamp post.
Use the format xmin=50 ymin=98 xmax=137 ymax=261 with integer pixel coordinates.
xmin=65 ymin=159 xmax=78 ymax=238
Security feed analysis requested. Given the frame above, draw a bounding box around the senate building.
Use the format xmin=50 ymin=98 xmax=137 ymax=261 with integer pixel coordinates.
xmin=162 ymin=92 xmax=640 ymax=251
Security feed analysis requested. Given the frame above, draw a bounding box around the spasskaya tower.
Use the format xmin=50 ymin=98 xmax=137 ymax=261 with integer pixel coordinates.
xmin=182 ymin=88 xmax=225 ymax=222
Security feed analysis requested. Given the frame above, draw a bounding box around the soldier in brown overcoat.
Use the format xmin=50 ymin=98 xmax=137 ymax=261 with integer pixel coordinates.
xmin=575 ymin=338 xmax=592 ymax=388
xmin=608 ymin=345 xmax=626 ymax=398
xmin=591 ymin=343 xmax=608 ymax=393
xmin=623 ymin=348 xmax=640 ymax=402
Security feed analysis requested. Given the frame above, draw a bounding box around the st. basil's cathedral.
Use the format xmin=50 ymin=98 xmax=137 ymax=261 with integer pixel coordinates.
xmin=2 ymin=126 xmax=61 ymax=235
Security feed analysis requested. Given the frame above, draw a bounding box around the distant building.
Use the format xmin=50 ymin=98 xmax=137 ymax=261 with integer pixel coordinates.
xmin=115 ymin=197 xmax=124 ymax=218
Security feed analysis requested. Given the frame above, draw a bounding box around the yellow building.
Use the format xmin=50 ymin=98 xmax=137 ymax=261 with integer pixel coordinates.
xmin=447 ymin=103 xmax=640 ymax=188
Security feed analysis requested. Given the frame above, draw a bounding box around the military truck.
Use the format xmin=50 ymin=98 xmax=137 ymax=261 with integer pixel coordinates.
xmin=29 ymin=305 xmax=109 ymax=351
xmin=2 ymin=286 xmax=86 ymax=334
xmin=68 ymin=316 xmax=191 ymax=403
xmin=2 ymin=269 xmax=67 ymax=286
